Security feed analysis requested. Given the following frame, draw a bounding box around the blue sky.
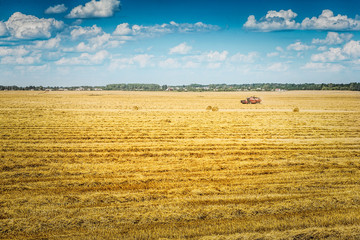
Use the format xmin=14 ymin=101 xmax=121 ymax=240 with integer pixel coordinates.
xmin=1 ymin=0 xmax=360 ymax=86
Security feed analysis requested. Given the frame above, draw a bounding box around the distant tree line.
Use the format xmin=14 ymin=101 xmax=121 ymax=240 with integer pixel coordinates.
xmin=104 ymin=84 xmax=162 ymax=91
xmin=1 ymin=82 xmax=360 ymax=91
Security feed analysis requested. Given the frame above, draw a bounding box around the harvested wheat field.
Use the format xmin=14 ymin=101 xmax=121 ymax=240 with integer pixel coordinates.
xmin=1 ymin=90 xmax=360 ymax=239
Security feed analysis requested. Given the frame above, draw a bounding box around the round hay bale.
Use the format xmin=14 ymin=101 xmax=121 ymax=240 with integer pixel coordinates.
xmin=293 ymin=107 xmax=299 ymax=112
xmin=212 ymin=106 xmax=219 ymax=111
xmin=132 ymin=106 xmax=139 ymax=110
xmin=206 ymin=106 xmax=212 ymax=110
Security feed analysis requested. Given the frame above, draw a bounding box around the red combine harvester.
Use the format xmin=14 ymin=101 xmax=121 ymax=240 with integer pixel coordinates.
xmin=241 ymin=96 xmax=262 ymax=104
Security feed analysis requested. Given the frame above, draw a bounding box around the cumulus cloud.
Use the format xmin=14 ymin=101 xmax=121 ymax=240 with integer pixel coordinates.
xmin=230 ymin=52 xmax=258 ymax=63
xmin=244 ymin=9 xmax=360 ymax=31
xmin=342 ymin=40 xmax=360 ymax=58
xmin=202 ymin=51 xmax=228 ymax=62
xmin=66 ymin=0 xmax=120 ymax=18
xmin=312 ymin=32 xmax=353 ymax=45
xmin=159 ymin=50 xmax=246 ymax=69
xmin=74 ymin=33 xmax=123 ymax=52
xmin=0 ymin=46 xmax=29 ymax=56
xmin=287 ymin=41 xmax=312 ymax=51
xmin=56 ymin=50 xmax=109 ymax=65
xmin=311 ymin=47 xmax=346 ymax=62
xmin=1 ymin=54 xmax=41 ymax=65
xmin=65 ymin=25 xmax=123 ymax=52
xmin=266 ymin=62 xmax=289 ymax=72
xmin=45 ymin=4 xmax=68 ymax=14
xmin=0 ymin=21 xmax=9 ymax=37
xmin=301 ymin=10 xmax=360 ymax=30
xmin=169 ymin=42 xmax=192 ymax=54
xmin=302 ymin=62 xmax=345 ymax=72
xmin=112 ymin=21 xmax=220 ymax=36
xmin=170 ymin=50 xmax=229 ymax=69
xmin=34 ymin=36 xmax=61 ymax=49
xmin=311 ymin=40 xmax=360 ymax=62
xmin=243 ymin=9 xmax=299 ymax=31
xmin=71 ymin=25 xmax=103 ymax=40
xmin=15 ymin=64 xmax=49 ymax=72
xmin=159 ymin=58 xmax=181 ymax=68
xmin=317 ymin=46 xmax=328 ymax=51
xmin=113 ymin=23 xmax=132 ymax=35
xmin=266 ymin=9 xmax=297 ymax=20
xmin=5 ymin=12 xmax=64 ymax=39
xmin=109 ymin=54 xmax=154 ymax=69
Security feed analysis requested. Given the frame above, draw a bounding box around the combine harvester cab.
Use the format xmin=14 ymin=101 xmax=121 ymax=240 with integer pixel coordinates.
xmin=241 ymin=96 xmax=262 ymax=104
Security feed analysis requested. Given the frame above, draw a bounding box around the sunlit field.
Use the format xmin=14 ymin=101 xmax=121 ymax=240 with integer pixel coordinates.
xmin=1 ymin=91 xmax=360 ymax=239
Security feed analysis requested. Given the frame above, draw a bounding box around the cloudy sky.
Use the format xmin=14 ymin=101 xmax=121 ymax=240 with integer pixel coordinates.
xmin=1 ymin=0 xmax=360 ymax=86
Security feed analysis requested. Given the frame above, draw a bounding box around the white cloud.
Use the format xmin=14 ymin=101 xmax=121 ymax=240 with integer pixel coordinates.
xmin=1 ymin=54 xmax=41 ymax=65
xmin=34 ymin=36 xmax=61 ymax=49
xmin=0 ymin=21 xmax=9 ymax=36
xmin=71 ymin=25 xmax=103 ymax=39
xmin=5 ymin=12 xmax=64 ymax=39
xmin=15 ymin=64 xmax=49 ymax=72
xmin=109 ymin=54 xmax=154 ymax=69
xmin=113 ymin=23 xmax=132 ymax=35
xmin=311 ymin=47 xmax=346 ymax=62
xmin=230 ymin=52 xmax=258 ymax=63
xmin=164 ymin=50 xmax=228 ymax=69
xmin=317 ymin=46 xmax=327 ymax=51
xmin=66 ymin=0 xmax=120 ymax=18
xmin=310 ymin=40 xmax=360 ymax=62
xmin=159 ymin=58 xmax=181 ymax=68
xmin=302 ymin=62 xmax=345 ymax=72
xmin=183 ymin=50 xmax=228 ymax=63
xmin=74 ymin=33 xmax=122 ymax=52
xmin=343 ymin=40 xmax=360 ymax=58
xmin=169 ymin=42 xmax=192 ymax=54
xmin=287 ymin=41 xmax=312 ymax=51
xmin=266 ymin=62 xmax=288 ymax=72
xmin=45 ymin=4 xmax=68 ymax=14
xmin=301 ymin=10 xmax=360 ymax=31
xmin=312 ymin=32 xmax=353 ymax=45
xmin=243 ymin=9 xmax=299 ymax=31
xmin=0 ymin=46 xmax=29 ymax=56
xmin=113 ymin=21 xmax=220 ymax=37
xmin=266 ymin=9 xmax=297 ymax=20
xmin=66 ymin=27 xmax=124 ymax=52
xmin=72 ymin=19 xmax=83 ymax=25
xmin=244 ymin=9 xmax=360 ymax=31
xmin=56 ymin=50 xmax=109 ymax=65
xmin=157 ymin=50 xmax=234 ymax=69
xmin=132 ymin=54 xmax=153 ymax=67
xmin=203 ymin=50 xmax=228 ymax=62
xmin=351 ymin=59 xmax=360 ymax=70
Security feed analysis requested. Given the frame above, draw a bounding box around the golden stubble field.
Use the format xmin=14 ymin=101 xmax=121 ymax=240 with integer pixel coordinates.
xmin=1 ymin=90 xmax=360 ymax=239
